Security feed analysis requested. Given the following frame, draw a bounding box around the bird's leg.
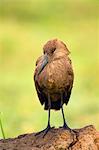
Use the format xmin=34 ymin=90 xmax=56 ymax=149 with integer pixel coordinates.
xmin=61 ymin=106 xmax=70 ymax=129
xmin=60 ymin=93 xmax=71 ymax=130
xmin=46 ymin=93 xmax=51 ymax=128
xmin=61 ymin=105 xmax=79 ymax=135
xmin=60 ymin=93 xmax=78 ymax=135
xmin=35 ymin=93 xmax=54 ymax=137
xmin=42 ymin=93 xmax=55 ymax=137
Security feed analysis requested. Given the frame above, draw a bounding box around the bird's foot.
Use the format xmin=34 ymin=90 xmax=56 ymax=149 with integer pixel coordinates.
xmin=35 ymin=125 xmax=55 ymax=138
xmin=60 ymin=123 xmax=71 ymax=130
xmin=60 ymin=123 xmax=79 ymax=135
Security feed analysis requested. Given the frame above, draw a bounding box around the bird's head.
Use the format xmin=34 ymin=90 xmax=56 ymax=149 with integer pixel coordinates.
xmin=36 ymin=39 xmax=70 ymax=76
xmin=43 ymin=39 xmax=70 ymax=56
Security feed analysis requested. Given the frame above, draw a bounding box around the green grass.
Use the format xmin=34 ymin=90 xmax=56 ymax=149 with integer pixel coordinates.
xmin=0 ymin=0 xmax=98 ymax=138
xmin=0 ymin=113 xmax=5 ymax=139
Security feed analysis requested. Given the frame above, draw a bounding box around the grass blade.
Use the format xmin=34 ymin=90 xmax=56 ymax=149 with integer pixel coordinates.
xmin=0 ymin=113 xmax=5 ymax=139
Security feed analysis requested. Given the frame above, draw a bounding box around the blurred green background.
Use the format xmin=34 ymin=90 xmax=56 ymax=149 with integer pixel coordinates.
xmin=0 ymin=0 xmax=98 ymax=138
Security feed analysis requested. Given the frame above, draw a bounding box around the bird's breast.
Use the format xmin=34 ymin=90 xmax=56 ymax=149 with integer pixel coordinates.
xmin=37 ymin=57 xmax=72 ymax=92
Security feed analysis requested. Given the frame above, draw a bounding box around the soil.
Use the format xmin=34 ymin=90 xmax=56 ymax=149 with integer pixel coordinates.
xmin=0 ymin=125 xmax=99 ymax=150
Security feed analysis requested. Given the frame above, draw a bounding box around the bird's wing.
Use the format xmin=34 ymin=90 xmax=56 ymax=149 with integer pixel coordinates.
xmin=64 ymin=84 xmax=72 ymax=105
xmin=34 ymin=81 xmax=46 ymax=105
xmin=34 ymin=55 xmax=47 ymax=106
xmin=64 ymin=58 xmax=74 ymax=105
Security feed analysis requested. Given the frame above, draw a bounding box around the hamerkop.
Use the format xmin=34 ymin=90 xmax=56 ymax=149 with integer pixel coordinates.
xmin=34 ymin=39 xmax=74 ymax=136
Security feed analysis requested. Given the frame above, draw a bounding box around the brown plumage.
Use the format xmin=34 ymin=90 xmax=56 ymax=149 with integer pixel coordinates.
xmin=34 ymin=39 xmax=74 ymax=136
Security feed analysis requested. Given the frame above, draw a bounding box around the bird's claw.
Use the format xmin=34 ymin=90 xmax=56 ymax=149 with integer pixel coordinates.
xmin=59 ymin=124 xmax=79 ymax=135
xmin=35 ymin=126 xmax=55 ymax=138
xmin=59 ymin=123 xmax=73 ymax=132
xmin=60 ymin=123 xmax=70 ymax=129
xmin=43 ymin=126 xmax=54 ymax=137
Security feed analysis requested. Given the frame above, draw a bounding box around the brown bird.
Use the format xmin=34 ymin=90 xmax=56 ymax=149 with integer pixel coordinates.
xmin=34 ymin=39 xmax=74 ymax=136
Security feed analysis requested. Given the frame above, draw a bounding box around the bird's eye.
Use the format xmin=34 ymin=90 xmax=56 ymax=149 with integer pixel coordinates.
xmin=52 ymin=48 xmax=56 ymax=53
xmin=44 ymin=50 xmax=46 ymax=54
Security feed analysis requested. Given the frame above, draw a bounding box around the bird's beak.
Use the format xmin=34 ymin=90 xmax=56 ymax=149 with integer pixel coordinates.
xmin=38 ymin=53 xmax=48 ymax=75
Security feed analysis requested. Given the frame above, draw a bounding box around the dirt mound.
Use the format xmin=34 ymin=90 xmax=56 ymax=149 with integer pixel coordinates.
xmin=0 ymin=125 xmax=99 ymax=150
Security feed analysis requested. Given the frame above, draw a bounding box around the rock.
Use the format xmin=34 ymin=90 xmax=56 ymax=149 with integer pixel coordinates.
xmin=0 ymin=125 xmax=99 ymax=150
